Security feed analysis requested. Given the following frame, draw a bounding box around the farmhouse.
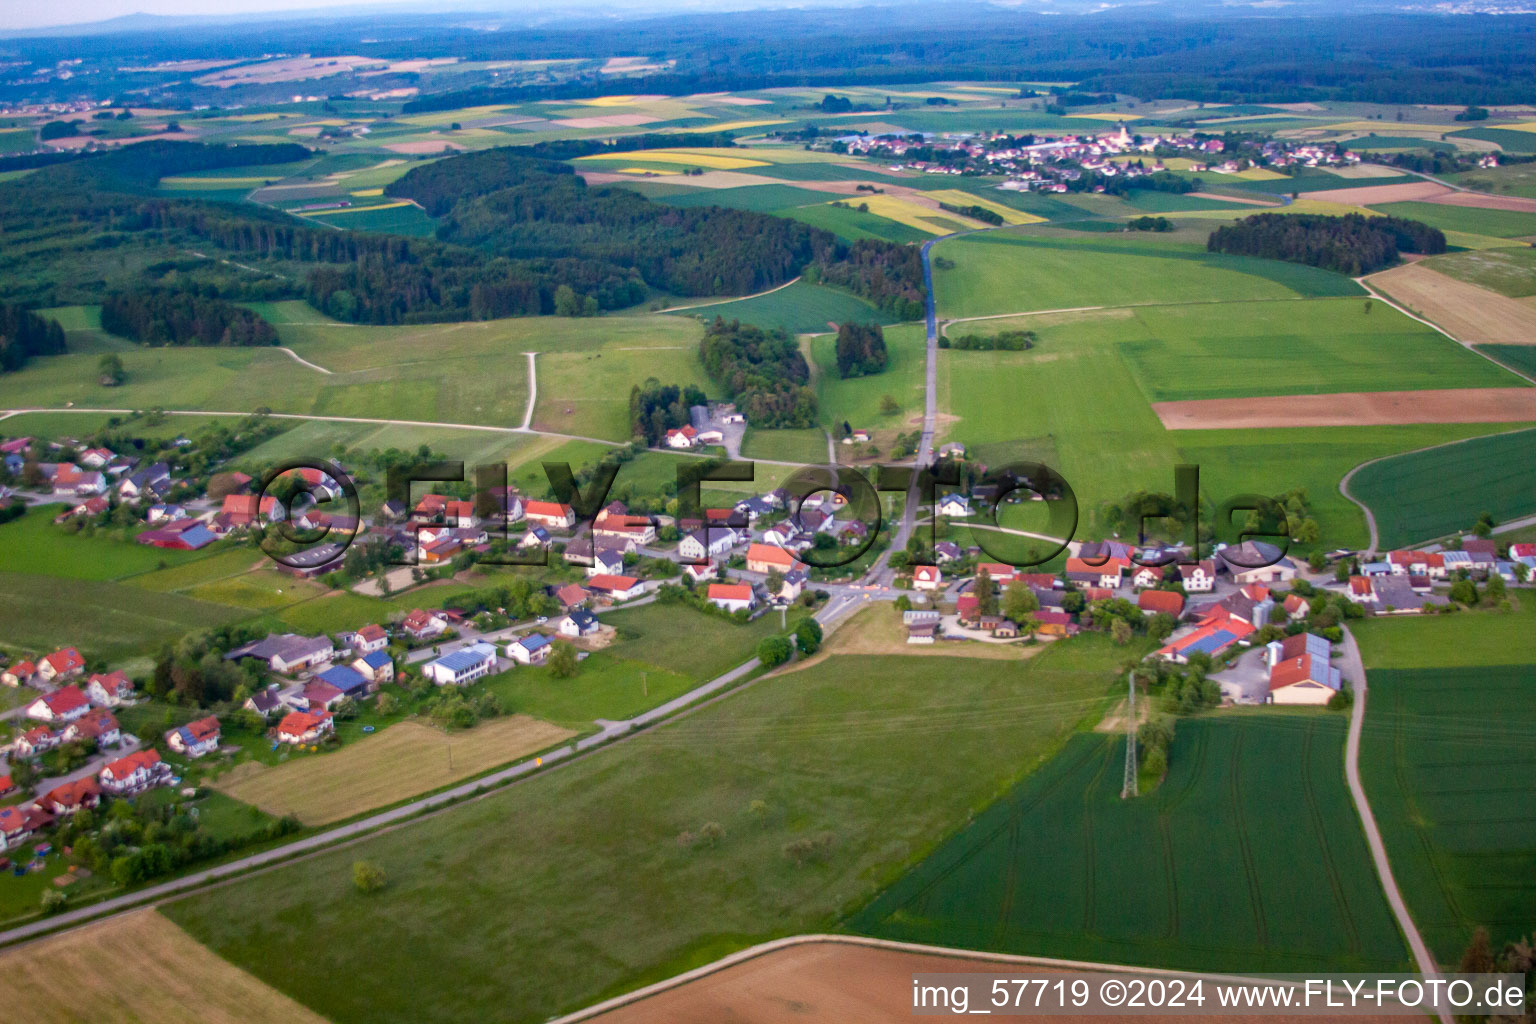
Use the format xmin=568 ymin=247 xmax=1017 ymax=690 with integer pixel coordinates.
xmin=1178 ymin=560 xmax=1216 ymax=592
xmin=1065 ymin=557 xmax=1126 ymax=589
xmin=1136 ymin=589 xmax=1185 ymax=618
xmin=1155 ymin=617 xmax=1255 ymax=664
xmin=166 ymin=715 xmax=222 ymax=758
xmin=38 ymin=647 xmax=85 ymax=683
xmin=1268 ymin=635 xmax=1342 ymax=706
xmin=137 ymin=517 xmax=217 ymax=551
xmin=708 ymin=582 xmax=756 ymax=613
xmin=226 ymin=633 xmax=335 ymax=675
xmin=100 ymin=749 xmax=170 ymax=795
xmin=586 ymin=574 xmax=645 ymax=602
xmin=423 ymin=643 xmax=499 ymax=686
xmin=508 ymin=633 xmax=553 ymax=666
xmin=679 ymin=528 xmax=736 ymax=562
xmin=594 ymin=511 xmax=657 ymax=545
xmin=317 ymin=663 xmax=373 ymax=698
xmin=665 ymin=425 xmax=699 ymax=448
xmin=277 ymin=710 xmax=335 ymax=745
xmin=525 ymin=501 xmax=576 ymax=530
xmin=26 ymin=684 xmax=90 ymax=723
xmin=746 ymin=543 xmax=801 ymax=575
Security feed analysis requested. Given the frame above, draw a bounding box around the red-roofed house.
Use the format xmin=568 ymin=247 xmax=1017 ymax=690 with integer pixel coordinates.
xmin=707 ymin=582 xmax=756 ymax=613
xmin=26 ymin=684 xmax=90 ymax=723
xmin=65 ymin=708 xmax=121 ymax=747
xmin=1130 ymin=564 xmax=1164 ymax=589
xmin=746 ymin=543 xmax=800 ymax=575
xmin=1033 ymin=610 xmax=1079 ymax=637
xmin=401 ymin=609 xmax=448 ymax=641
xmin=1387 ymin=550 xmax=1446 ymax=578
xmin=586 ymin=574 xmax=645 ymax=602
xmin=1137 ymin=589 xmax=1185 ymax=618
xmin=166 ymin=715 xmax=222 ymax=757
xmin=1065 ymin=558 xmax=1126 ymax=589
xmin=344 ymin=624 xmax=389 ymax=654
xmin=524 ymin=501 xmax=576 ymax=529
xmin=221 ymin=493 xmax=262 ymax=526
xmin=86 ymin=670 xmax=135 ymax=707
xmin=912 ymin=565 xmax=942 ymax=591
xmin=99 ymin=749 xmax=169 ymax=794
xmin=38 ymin=647 xmax=85 ymax=683
xmin=1348 ymin=575 xmax=1378 ymax=604
xmin=14 ymin=725 xmax=60 ymax=758
xmin=43 ymin=776 xmax=102 ymax=815
xmin=1282 ymin=594 xmax=1310 ymax=620
xmin=2 ymin=660 xmax=36 ymax=687
xmin=665 ymin=425 xmax=699 ymax=449
xmin=1269 ymin=653 xmax=1343 ymax=705
xmin=277 ymin=710 xmax=334 ymax=745
xmin=974 ymin=562 xmax=1017 ymax=585
xmin=1178 ymin=560 xmax=1216 ymax=593
xmin=956 ymin=592 xmax=980 ymax=623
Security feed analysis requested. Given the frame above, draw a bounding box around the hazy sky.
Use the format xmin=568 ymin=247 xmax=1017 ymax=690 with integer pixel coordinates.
xmin=3 ymin=0 xmax=460 ymax=32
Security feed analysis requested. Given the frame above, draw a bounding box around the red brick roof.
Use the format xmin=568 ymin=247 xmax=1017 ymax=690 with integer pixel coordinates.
xmin=42 ymin=647 xmax=84 ymax=676
xmin=587 ymin=574 xmax=641 ymax=592
xmin=278 ymin=710 xmax=333 ymax=737
xmin=708 ymin=583 xmax=753 ymax=602
xmin=746 ymin=543 xmax=796 ymax=568
xmin=38 ymin=685 xmax=88 ymax=716
xmin=101 ymin=748 xmax=161 ymax=782
xmin=525 ymin=501 xmax=573 ymax=519
xmin=44 ymin=776 xmax=100 ymax=809
xmin=913 ymin=565 xmax=940 ymax=582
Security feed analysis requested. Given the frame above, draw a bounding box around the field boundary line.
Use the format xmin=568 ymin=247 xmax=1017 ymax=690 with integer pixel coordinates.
xmin=651 ymin=274 xmax=801 ymax=314
xmin=544 ymin=932 xmax=1417 ymax=1024
xmin=1341 ymin=628 xmax=1452 ymax=1024
xmin=275 ymin=347 xmax=332 ymax=374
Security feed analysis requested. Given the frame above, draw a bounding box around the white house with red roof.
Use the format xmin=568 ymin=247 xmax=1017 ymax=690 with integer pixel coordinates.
xmin=43 ymin=776 xmax=102 ymax=815
xmin=100 ymin=749 xmax=170 ymax=794
xmin=746 ymin=543 xmax=802 ymax=575
xmin=1065 ymin=557 xmax=1127 ymax=590
xmin=665 ymin=425 xmax=699 ymax=449
xmin=65 ymin=708 xmax=121 ymax=747
xmin=26 ymin=684 xmax=91 ymax=723
xmin=1178 ymin=560 xmax=1216 ymax=592
xmin=343 ymin=624 xmax=389 ymax=654
xmin=14 ymin=725 xmax=60 ymax=758
xmin=86 ymin=670 xmax=135 ymax=707
xmin=401 ymin=609 xmax=448 ymax=641
xmin=2 ymin=660 xmax=36 ymax=687
xmin=38 ymin=647 xmax=85 ymax=683
xmin=912 ymin=565 xmax=942 ymax=591
xmin=524 ymin=501 xmax=576 ymax=530
xmin=586 ymin=574 xmax=645 ymax=602
xmin=277 ymin=710 xmax=334 ymax=745
xmin=1386 ymin=550 xmax=1447 ymax=579
xmin=707 ymin=582 xmax=756 ymax=613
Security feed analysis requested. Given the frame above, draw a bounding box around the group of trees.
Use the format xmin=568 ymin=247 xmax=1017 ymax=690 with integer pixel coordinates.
xmin=1208 ymin=212 xmax=1446 ymax=276
xmin=697 ymin=317 xmax=817 ymax=428
xmin=939 ymin=201 xmax=1004 ymax=226
xmin=939 ymin=329 xmax=1034 ymax=351
xmin=0 ymin=303 xmax=66 ymax=373
xmin=833 ymin=322 xmax=888 ymax=379
xmin=628 ymin=379 xmax=707 ymax=446
xmin=757 ymin=617 xmax=823 ymax=668
xmin=100 ymin=288 xmax=278 ymax=347
xmin=806 ymin=239 xmax=926 ymax=321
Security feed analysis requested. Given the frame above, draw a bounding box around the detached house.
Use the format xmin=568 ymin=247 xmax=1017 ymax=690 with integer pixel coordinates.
xmin=65 ymin=708 xmax=121 ymax=747
xmin=679 ymin=528 xmax=736 ymax=563
xmin=1178 ymin=560 xmax=1216 ymax=593
xmin=38 ymin=647 xmax=85 ymax=683
xmin=27 ymin=684 xmax=90 ymax=724
xmin=44 ymin=777 xmax=102 ymax=815
xmin=665 ymin=425 xmax=699 ymax=448
xmin=508 ymin=633 xmax=553 ymax=666
xmin=936 ymin=494 xmax=973 ymax=518
xmin=1065 ymin=557 xmax=1126 ymax=590
xmin=912 ymin=565 xmax=942 ymax=591
xmin=708 ymin=582 xmax=756 ymax=613
xmin=423 ymin=643 xmax=499 ymax=686
xmin=100 ymin=749 xmax=169 ymax=794
xmin=343 ymin=624 xmax=389 ymax=655
xmin=166 ymin=715 xmax=222 ymax=758
xmin=86 ymin=670 xmax=135 ymax=707
xmin=3 ymin=660 xmax=36 ymax=687
xmin=586 ymin=574 xmax=644 ymax=602
xmin=401 ymin=609 xmax=449 ymax=641
xmin=746 ymin=543 xmax=801 ymax=575
xmin=277 ymin=710 xmax=335 ymax=745
xmin=524 ymin=501 xmax=576 ymax=530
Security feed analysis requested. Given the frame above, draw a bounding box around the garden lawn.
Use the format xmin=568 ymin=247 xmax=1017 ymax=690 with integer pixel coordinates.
xmin=932 ymin=231 xmax=1363 ymax=319
xmin=162 ymin=640 xmax=1124 ymax=1024
xmin=1347 ymin=427 xmax=1536 ymax=548
xmin=848 ymin=714 xmax=1409 ymax=973
xmin=740 ymin=427 xmax=828 ymax=464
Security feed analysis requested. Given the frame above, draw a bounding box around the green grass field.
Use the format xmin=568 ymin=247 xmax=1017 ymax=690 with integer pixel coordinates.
xmin=932 ymin=231 xmax=1363 ymax=319
xmin=0 ymin=507 xmax=220 ymax=581
xmin=812 ymin=321 xmax=927 ymax=439
xmin=740 ymin=427 xmax=829 ymax=464
xmin=848 ymin=714 xmax=1409 ymax=972
xmin=778 ymin=201 xmax=937 ymax=244
xmin=1368 ymin=201 xmax=1536 ymax=240
xmin=1354 ymin=603 xmax=1536 ymax=962
xmin=602 ymin=600 xmax=802 ymax=681
xmin=677 ymin=280 xmax=907 ymax=336
xmin=1446 ymin=128 xmax=1536 ymax=154
xmin=482 ymin=653 xmax=693 ymax=729
xmin=1426 ymin=247 xmax=1536 ymax=298
xmin=1347 ymin=427 xmax=1536 ymax=548
xmin=1449 ymin=162 xmax=1536 ymax=199
xmin=650 ymin=183 xmax=837 ymax=213
xmin=162 ymin=640 xmax=1126 ymax=1024
xmin=0 ymin=571 xmax=246 ymax=660
xmin=1478 ymin=345 xmax=1536 ymax=378
xmin=300 ymin=203 xmax=438 ymax=237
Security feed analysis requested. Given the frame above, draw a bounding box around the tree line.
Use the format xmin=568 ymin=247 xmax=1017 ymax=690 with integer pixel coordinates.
xmin=100 ymin=288 xmax=279 ymax=347
xmin=629 ymin=379 xmax=707 ymax=446
xmin=938 ymin=329 xmax=1034 ymax=351
xmin=1207 ymin=213 xmax=1445 ymax=276
xmin=697 ymin=317 xmax=817 ymax=429
xmin=834 ymin=322 xmax=888 ymax=378
xmin=0 ymin=304 xmax=66 ymax=373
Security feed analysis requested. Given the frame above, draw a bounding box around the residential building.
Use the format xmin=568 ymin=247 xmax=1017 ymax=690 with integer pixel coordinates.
xmin=26 ymin=684 xmax=90 ymax=723
xmin=317 ymin=663 xmax=372 ymax=698
xmin=401 ymin=609 xmax=449 ymax=641
xmin=708 ymin=582 xmax=756 ymax=613
xmin=679 ymin=528 xmax=736 ymax=562
xmin=524 ymin=501 xmax=576 ymax=530
xmin=746 ymin=543 xmax=801 ymax=575
xmin=166 ymin=715 xmax=222 ymax=758
xmin=558 ymin=610 xmax=600 ymax=637
xmin=508 ymin=633 xmax=553 ymax=666
xmin=1137 ymin=589 xmax=1185 ymax=618
xmin=936 ymin=494 xmax=972 ymax=518
xmin=665 ymin=425 xmax=699 ymax=448
xmin=1065 ymin=557 xmax=1126 ymax=589
xmin=44 ymin=777 xmax=102 ymax=815
xmin=225 ymin=633 xmax=335 ymax=675
xmin=64 ymin=708 xmax=120 ymax=747
xmin=276 ymin=710 xmax=335 ymax=745
xmin=301 ymin=680 xmax=346 ymax=710
xmin=343 ymin=624 xmax=389 ymax=654
xmin=86 ymin=670 xmax=134 ymax=707
xmin=2 ymin=660 xmax=36 ymax=687
xmin=100 ymin=749 xmax=169 ymax=794
xmin=244 ymin=685 xmax=284 ymax=718
xmin=353 ymin=650 xmax=395 ymax=686
xmin=1178 ymin=560 xmax=1216 ymax=593
xmin=586 ymin=574 xmax=644 ymax=602
xmin=912 ymin=565 xmax=942 ymax=591
xmin=423 ymin=643 xmax=499 ymax=686
xmin=38 ymin=647 xmax=85 ymax=683
xmin=1216 ymin=542 xmax=1297 ymax=585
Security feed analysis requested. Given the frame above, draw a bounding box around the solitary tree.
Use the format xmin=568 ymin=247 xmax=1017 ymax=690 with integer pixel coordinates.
xmin=549 ymin=641 xmax=579 ymax=678
xmin=757 ymin=634 xmax=793 ymax=668
xmin=974 ymin=568 xmax=998 ymax=617
xmin=97 ymin=353 xmax=126 ymax=386
xmin=794 ymin=617 xmax=823 ymax=655
xmin=353 ymin=860 xmax=387 ymax=893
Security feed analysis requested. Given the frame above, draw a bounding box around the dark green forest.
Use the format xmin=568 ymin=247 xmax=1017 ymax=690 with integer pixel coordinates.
xmin=834 ymin=322 xmax=889 ymax=379
xmin=1207 ymin=213 xmax=1446 ymax=276
xmin=0 ymin=304 xmax=66 ymax=374
xmin=101 ymin=288 xmax=278 ymax=347
xmin=698 ymin=317 xmax=817 ymax=429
